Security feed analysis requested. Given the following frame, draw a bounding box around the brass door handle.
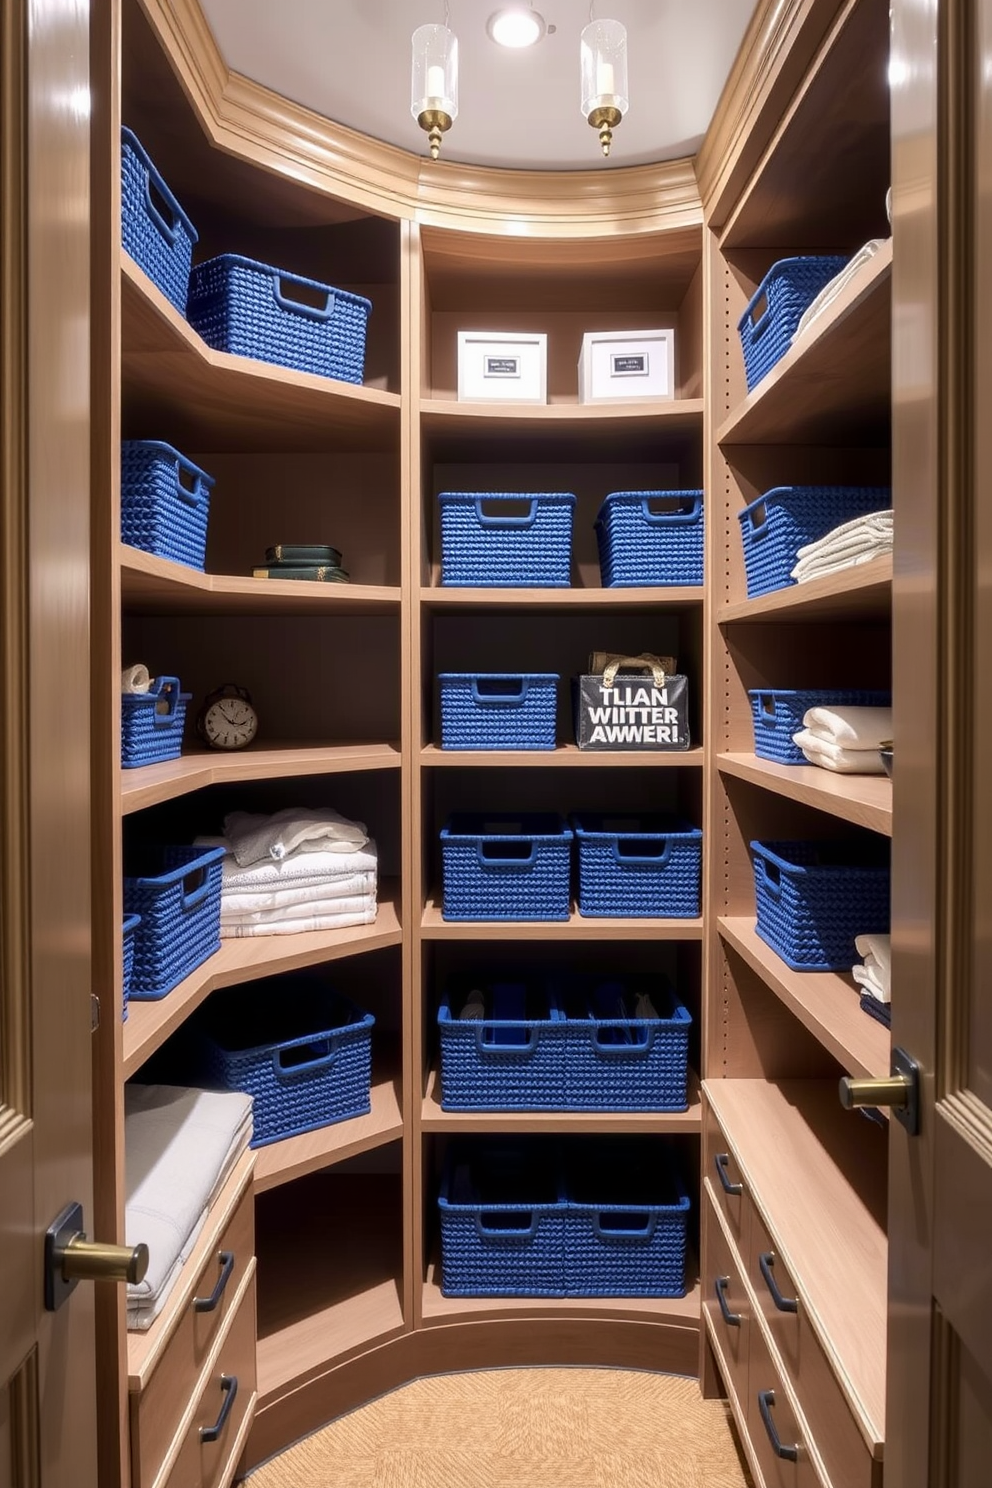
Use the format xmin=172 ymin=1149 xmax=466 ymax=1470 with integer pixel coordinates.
xmin=44 ymin=1201 xmax=148 ymax=1311
xmin=838 ymin=1046 xmax=920 ymax=1135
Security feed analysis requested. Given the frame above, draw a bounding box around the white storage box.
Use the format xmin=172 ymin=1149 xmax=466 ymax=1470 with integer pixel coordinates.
xmin=457 ymin=331 xmax=547 ymax=404
xmin=578 ymin=329 xmax=675 ymax=403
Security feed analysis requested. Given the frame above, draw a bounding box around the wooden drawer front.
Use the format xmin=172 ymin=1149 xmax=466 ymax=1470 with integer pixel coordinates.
xmin=701 ymin=1189 xmax=750 ymax=1409
xmin=749 ymin=1210 xmax=874 ymax=1488
xmin=747 ymin=1321 xmax=818 ymax=1488
xmin=161 ymin=1276 xmax=257 ymax=1488
xmin=704 ymin=1105 xmax=750 ymax=1250
xmin=132 ymin=1183 xmax=255 ymax=1488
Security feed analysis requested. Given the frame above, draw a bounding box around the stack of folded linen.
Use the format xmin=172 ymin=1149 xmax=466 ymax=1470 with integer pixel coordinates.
xmin=793 ymin=239 xmax=887 ymax=342
xmin=125 ymin=1083 xmax=253 ymax=1330
xmin=790 ymin=510 xmax=893 ymax=584
xmin=792 ymin=704 xmax=893 ymax=774
xmin=195 ymin=807 xmax=378 ymax=937
xmin=853 ymin=932 xmax=891 ymax=1028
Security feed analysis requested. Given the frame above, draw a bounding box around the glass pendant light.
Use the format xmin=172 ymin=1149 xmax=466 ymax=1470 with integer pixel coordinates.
xmin=411 ymin=23 xmax=459 ymax=160
xmin=580 ymin=19 xmax=629 ymax=157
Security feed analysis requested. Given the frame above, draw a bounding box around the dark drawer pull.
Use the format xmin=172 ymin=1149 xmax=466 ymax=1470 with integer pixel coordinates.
xmin=193 ymin=1251 xmax=235 ymax=1313
xmin=757 ymin=1389 xmax=800 ymax=1462
xmin=714 ymin=1152 xmax=743 ymax=1196
xmin=715 ymin=1275 xmax=741 ymax=1327
xmin=200 ymin=1374 xmax=237 ymax=1445
xmin=759 ymin=1251 xmax=798 ymax=1313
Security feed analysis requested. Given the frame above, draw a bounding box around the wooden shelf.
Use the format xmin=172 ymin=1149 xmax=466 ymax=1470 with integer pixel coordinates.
xmin=120 ymin=545 xmax=401 ymax=617
xmin=717 ymin=240 xmax=892 ymax=446
xmin=421 ymin=396 xmax=704 ymax=449
xmin=421 ymin=1064 xmax=702 ymax=1133
xmin=421 ymin=895 xmax=704 ymax=941
xmin=719 ymin=917 xmax=889 ymax=1080
xmin=121 ymin=741 xmax=401 ymax=814
xmin=122 ymin=884 xmax=402 ymax=1079
xmin=718 ymin=753 xmax=892 ymax=836
xmin=703 ymin=1079 xmax=887 ymax=1457
xmin=254 ymin=1066 xmax=403 ymax=1193
xmin=718 ymin=555 xmax=892 ymax=625
xmin=422 ymin=585 xmax=704 ymax=611
xmin=121 ymin=254 xmax=400 ymax=453
xmin=255 ymin=1175 xmax=404 ymax=1402
xmin=421 ymin=1262 xmax=701 ymax=1328
xmin=420 ymin=745 xmax=704 ymax=769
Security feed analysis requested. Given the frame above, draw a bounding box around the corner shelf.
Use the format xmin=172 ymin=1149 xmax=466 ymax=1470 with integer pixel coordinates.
xmin=120 ymin=545 xmax=401 ymax=617
xmin=421 ymin=895 xmax=704 ymax=941
xmin=422 ymin=586 xmax=704 ymax=611
xmin=121 ymin=742 xmax=402 ymax=814
xmin=420 ymin=1264 xmax=701 ymax=1328
xmin=254 ymin=1063 xmax=403 ymax=1194
xmin=718 ymin=753 xmax=892 ymax=836
xmin=420 ymin=745 xmax=704 ymax=769
xmin=420 ymin=1065 xmax=702 ymax=1133
xmin=717 ymin=556 xmax=892 ymax=625
xmin=420 ymin=396 xmax=704 ymax=445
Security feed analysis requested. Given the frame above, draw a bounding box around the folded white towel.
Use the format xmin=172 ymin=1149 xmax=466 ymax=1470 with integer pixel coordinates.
xmin=219 ymin=903 xmax=378 ymax=937
xmin=194 ymin=835 xmax=378 ymax=888
xmin=792 ymin=729 xmax=888 ymax=774
xmin=801 ymin=705 xmax=893 ymax=750
xmin=791 ymin=512 xmax=893 ymax=583
xmin=121 ymin=663 xmax=152 ymax=694
xmin=855 ymin=933 xmax=891 ymax=992
xmin=224 ymin=807 xmax=368 ymax=867
xmin=219 ymin=871 xmax=377 ymax=915
xmin=125 ymin=1084 xmax=253 ymax=1330
xmin=793 ymin=240 xmax=887 ymax=341
xmin=220 ymin=891 xmax=376 ymax=928
xmin=794 ymin=548 xmax=893 ymax=584
xmin=852 ymin=964 xmax=891 ymax=1004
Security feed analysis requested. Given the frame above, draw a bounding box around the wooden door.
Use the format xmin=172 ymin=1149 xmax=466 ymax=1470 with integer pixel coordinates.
xmin=0 ymin=0 xmax=98 ymax=1483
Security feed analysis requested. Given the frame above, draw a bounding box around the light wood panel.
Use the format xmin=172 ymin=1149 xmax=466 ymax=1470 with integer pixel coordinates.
xmin=421 ymin=897 xmax=705 ymax=942
xmin=420 ymin=745 xmax=704 ymax=770
xmin=421 ymin=396 xmax=704 ymax=438
xmin=121 ymin=743 xmax=401 ymax=814
xmin=718 ymin=556 xmax=892 ymax=624
xmin=421 ymin=1065 xmax=702 ymax=1133
xmin=120 ymin=545 xmax=400 ymax=617
xmin=420 ymin=1263 xmax=701 ymax=1327
xmin=422 ymin=586 xmax=705 ymax=611
xmin=253 ymin=1070 xmax=403 ymax=1193
xmin=718 ymin=753 xmax=892 ymax=835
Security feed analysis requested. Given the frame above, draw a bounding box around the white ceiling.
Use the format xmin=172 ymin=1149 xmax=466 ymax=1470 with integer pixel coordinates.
xmin=199 ymin=0 xmax=757 ymax=171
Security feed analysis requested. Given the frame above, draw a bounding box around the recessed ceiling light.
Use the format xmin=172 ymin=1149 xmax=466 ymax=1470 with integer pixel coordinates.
xmin=487 ymin=7 xmax=547 ymax=48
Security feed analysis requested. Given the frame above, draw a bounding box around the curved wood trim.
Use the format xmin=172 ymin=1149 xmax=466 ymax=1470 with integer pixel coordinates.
xmin=137 ymin=0 xmax=703 ymax=236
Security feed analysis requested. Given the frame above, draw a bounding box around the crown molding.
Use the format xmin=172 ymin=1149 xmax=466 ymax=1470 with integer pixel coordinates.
xmin=137 ymin=0 xmax=703 ymax=239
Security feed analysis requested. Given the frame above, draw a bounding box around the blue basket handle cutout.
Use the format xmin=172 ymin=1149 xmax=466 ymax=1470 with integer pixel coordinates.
xmin=477 ymin=1024 xmax=540 ymax=1055
xmin=272 ymin=271 xmax=336 ymax=323
xmin=174 ymin=457 xmax=208 ymax=508
xmin=612 ymin=838 xmax=673 ymax=866
xmin=757 ymin=694 xmax=777 ymax=727
xmin=475 ymin=1210 xmax=539 ymax=1239
xmin=641 ymin=495 xmax=701 ymax=525
xmin=592 ymin=1024 xmax=653 ymax=1055
xmin=474 ymin=497 xmax=538 ymax=529
xmin=150 ymin=677 xmax=182 ymax=726
xmin=471 ymin=677 xmax=528 ymax=706
xmin=754 ymin=851 xmax=783 ymax=898
xmin=477 ymin=840 xmax=537 ymax=868
xmin=180 ymin=865 xmax=213 ymax=912
xmin=142 ymin=170 xmax=181 ymax=248
xmin=746 ymin=286 xmax=771 ymax=339
xmin=272 ymin=1037 xmax=336 ymax=1079
xmin=747 ymin=500 xmax=769 ymax=539
xmin=592 ymin=1211 xmax=656 ymax=1240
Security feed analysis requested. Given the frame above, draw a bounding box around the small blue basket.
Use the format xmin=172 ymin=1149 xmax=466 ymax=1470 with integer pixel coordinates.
xmin=438 ymin=1143 xmax=568 ymax=1297
xmin=120 ymin=127 xmax=198 ymax=316
xmin=752 ymin=839 xmax=890 ymax=972
xmin=123 ymin=844 xmax=225 ymax=1000
xmin=189 ymin=977 xmax=374 ymax=1147
xmin=738 ymin=255 xmax=849 ymax=391
xmin=440 ymin=814 xmax=573 ymax=922
xmin=563 ymin=1142 xmax=690 ymax=1297
xmin=438 ymin=492 xmax=576 ymax=588
xmin=438 ymin=981 xmax=565 ymax=1111
xmin=121 ymin=676 xmax=191 ymax=768
xmin=121 ymin=440 xmax=214 ymax=571
xmin=595 ymin=491 xmax=704 ymax=588
xmin=438 ymin=673 xmax=558 ymax=751
xmin=739 ymin=485 xmax=891 ymax=599
xmin=748 ymin=688 xmax=892 ymax=765
xmin=187 ymin=254 xmax=372 ymax=385
xmin=571 ymin=814 xmax=702 ymax=919
xmin=122 ymin=913 xmax=141 ymax=1023
xmin=560 ymin=978 xmax=691 ymax=1112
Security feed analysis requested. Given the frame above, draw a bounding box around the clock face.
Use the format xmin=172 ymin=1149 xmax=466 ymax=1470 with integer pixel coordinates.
xmin=202 ymin=696 xmax=258 ymax=750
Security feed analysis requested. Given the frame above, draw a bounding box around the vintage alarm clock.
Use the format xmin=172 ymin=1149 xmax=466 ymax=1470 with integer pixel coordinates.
xmin=196 ymin=683 xmax=259 ymax=751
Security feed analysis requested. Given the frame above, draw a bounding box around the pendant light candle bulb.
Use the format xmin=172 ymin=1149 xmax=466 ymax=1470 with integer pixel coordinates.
xmin=580 ymin=18 xmax=629 ymax=157
xmin=596 ymin=61 xmax=615 ymax=98
xmin=411 ymin=22 xmax=459 ymax=159
xmin=426 ymin=64 xmax=446 ymax=101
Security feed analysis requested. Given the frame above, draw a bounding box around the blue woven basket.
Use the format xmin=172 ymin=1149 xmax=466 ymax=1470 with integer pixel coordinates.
xmin=187 ymin=254 xmax=372 ymax=385
xmin=748 ymin=688 xmax=892 ymax=765
xmin=440 ymin=814 xmax=573 ymax=922
xmin=739 ymin=485 xmax=891 ymax=599
xmin=563 ymin=1142 xmax=689 ymax=1297
xmin=121 ymin=676 xmax=191 ymax=768
xmin=438 ymin=981 xmax=565 ymax=1111
xmin=438 ymin=492 xmax=576 ymax=588
xmin=595 ymin=491 xmax=704 ymax=587
xmin=738 ymin=255 xmax=849 ymax=390
xmin=120 ymin=127 xmax=198 ymax=316
xmin=559 ymin=978 xmax=691 ymax=1112
xmin=123 ymin=845 xmax=225 ymax=1000
xmin=571 ymin=814 xmax=702 ymax=919
xmin=438 ymin=673 xmax=558 ymax=751
xmin=121 ymin=441 xmax=214 ymax=571
xmin=438 ymin=1143 xmax=568 ymax=1296
xmin=122 ymin=913 xmax=141 ymax=1023
xmin=190 ymin=977 xmax=374 ymax=1147
xmin=752 ymin=839 xmax=890 ymax=972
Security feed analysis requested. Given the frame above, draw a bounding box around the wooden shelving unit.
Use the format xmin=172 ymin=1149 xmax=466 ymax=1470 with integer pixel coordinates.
xmin=421 ymin=1066 xmax=702 ymax=1133
xmin=254 ymin=1064 xmax=404 ymax=1193
xmin=420 ymin=898 xmax=705 ymax=941
xmin=717 ymin=555 xmax=891 ymax=625
xmin=423 ymin=586 xmax=704 ymax=611
xmin=420 ymin=1265 xmax=702 ymax=1327
xmin=717 ymin=753 xmax=892 ymax=835
xmin=121 ymin=545 xmax=401 ymax=617
xmin=421 ymin=745 xmax=704 ymax=769
xmin=121 ymin=742 xmax=401 ymax=813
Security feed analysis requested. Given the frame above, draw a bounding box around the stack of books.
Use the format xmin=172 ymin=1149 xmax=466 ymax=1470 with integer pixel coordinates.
xmin=252 ymin=543 xmax=349 ymax=583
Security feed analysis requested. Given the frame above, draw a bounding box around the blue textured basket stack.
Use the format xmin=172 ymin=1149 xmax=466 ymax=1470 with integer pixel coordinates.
xmin=751 ymin=839 xmax=890 ymax=971
xmin=121 ymin=441 xmax=215 ymax=570
xmin=123 ymin=844 xmax=225 ymax=1000
xmin=121 ymin=676 xmax=191 ymax=768
xmin=748 ymin=688 xmax=893 ymax=765
xmin=438 ymin=981 xmax=565 ymax=1112
xmin=440 ymin=814 xmax=573 ymax=921
xmin=120 ymin=127 xmax=198 ymax=315
xmin=438 ymin=673 xmax=558 ymax=750
xmin=563 ymin=1142 xmax=689 ymax=1297
xmin=737 ymin=255 xmax=848 ymax=390
xmin=438 ymin=492 xmax=576 ymax=587
xmin=571 ymin=814 xmax=703 ymax=919
xmin=188 ymin=977 xmax=374 ymax=1147
xmin=738 ymin=485 xmax=891 ymax=598
xmin=122 ymin=913 xmax=141 ymax=1022
xmin=186 ymin=254 xmax=372 ymax=385
xmin=594 ymin=491 xmax=704 ymax=587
